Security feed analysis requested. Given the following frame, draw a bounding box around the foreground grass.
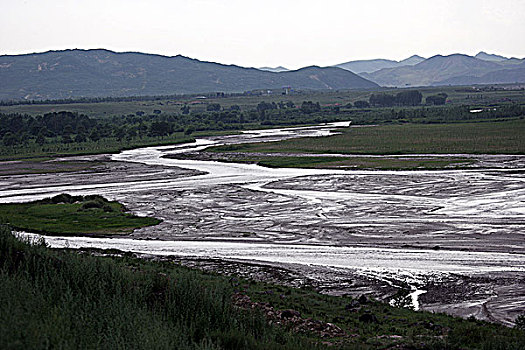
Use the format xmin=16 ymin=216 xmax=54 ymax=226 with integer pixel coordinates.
xmin=212 ymin=120 xmax=525 ymax=156
xmin=1 ymin=225 xmax=524 ymax=349
xmin=0 ymin=225 xmax=314 ymax=350
xmin=0 ymin=194 xmax=160 ymax=236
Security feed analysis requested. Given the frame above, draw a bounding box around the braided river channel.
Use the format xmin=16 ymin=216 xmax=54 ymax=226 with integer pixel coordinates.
xmin=3 ymin=122 xmax=525 ymax=325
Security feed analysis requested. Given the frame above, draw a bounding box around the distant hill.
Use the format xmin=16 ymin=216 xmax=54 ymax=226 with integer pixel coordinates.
xmin=334 ymin=55 xmax=425 ymax=74
xmin=437 ymin=63 xmax=525 ymax=85
xmin=362 ymin=53 xmax=525 ymax=87
xmin=399 ymin=55 xmax=425 ymax=66
xmin=258 ymin=66 xmax=289 ymax=72
xmin=475 ymin=51 xmax=508 ymax=62
xmin=0 ymin=49 xmax=378 ymax=101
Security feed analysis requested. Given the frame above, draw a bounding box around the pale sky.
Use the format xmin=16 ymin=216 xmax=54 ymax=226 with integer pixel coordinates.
xmin=1 ymin=0 xmax=524 ymax=69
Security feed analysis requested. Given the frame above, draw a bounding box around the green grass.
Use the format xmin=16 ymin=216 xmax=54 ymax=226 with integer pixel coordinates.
xmin=207 ymin=154 xmax=472 ymax=170
xmin=0 ymin=194 xmax=160 ymax=236
xmin=1 ymin=225 xmax=524 ymax=349
xmin=211 ymin=120 xmax=525 ymax=155
xmin=0 ymin=225 xmax=314 ymax=350
xmin=0 ymin=133 xmax=195 ymax=161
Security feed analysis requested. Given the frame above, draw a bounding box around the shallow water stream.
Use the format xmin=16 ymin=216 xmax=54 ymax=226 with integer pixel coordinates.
xmin=4 ymin=121 xmax=525 ymax=324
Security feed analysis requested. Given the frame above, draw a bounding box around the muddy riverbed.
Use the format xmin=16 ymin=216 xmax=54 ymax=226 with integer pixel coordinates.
xmin=2 ymin=122 xmax=525 ymax=326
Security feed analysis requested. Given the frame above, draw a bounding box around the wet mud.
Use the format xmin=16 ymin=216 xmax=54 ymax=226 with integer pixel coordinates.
xmin=2 ymin=122 xmax=524 ymax=325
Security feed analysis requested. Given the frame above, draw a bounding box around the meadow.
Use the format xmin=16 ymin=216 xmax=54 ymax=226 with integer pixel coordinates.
xmin=0 ymin=194 xmax=160 ymax=236
xmin=211 ymin=119 xmax=525 ymax=156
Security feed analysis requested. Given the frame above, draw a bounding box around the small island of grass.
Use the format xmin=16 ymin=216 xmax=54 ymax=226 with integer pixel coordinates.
xmin=0 ymin=193 xmax=160 ymax=236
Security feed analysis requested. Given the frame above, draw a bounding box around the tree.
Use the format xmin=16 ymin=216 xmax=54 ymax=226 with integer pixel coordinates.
xmin=36 ymin=133 xmax=46 ymax=145
xmin=181 ymin=105 xmax=191 ymax=115
xmin=149 ymin=121 xmax=171 ymax=138
xmin=2 ymin=132 xmax=18 ymax=146
xmin=369 ymin=94 xmax=396 ymax=107
xmin=89 ymin=129 xmax=101 ymax=142
xmin=62 ymin=135 xmax=72 ymax=144
xmin=426 ymin=93 xmax=448 ymax=105
xmin=74 ymin=133 xmax=87 ymax=143
xmin=354 ymin=100 xmax=370 ymax=108
xmin=256 ymin=101 xmax=276 ymax=112
xmin=184 ymin=125 xmax=195 ymax=135
xmin=114 ymin=127 xmax=126 ymax=141
xmin=206 ymin=103 xmax=221 ymax=112
xmin=300 ymin=101 xmax=321 ymax=113
xmin=395 ymin=90 xmax=422 ymax=106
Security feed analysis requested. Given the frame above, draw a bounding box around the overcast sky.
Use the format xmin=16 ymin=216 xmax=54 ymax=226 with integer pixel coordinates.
xmin=1 ymin=0 xmax=524 ymax=69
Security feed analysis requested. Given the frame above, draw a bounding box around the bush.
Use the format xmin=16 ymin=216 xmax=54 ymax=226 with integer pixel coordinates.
xmin=516 ymin=314 xmax=525 ymax=330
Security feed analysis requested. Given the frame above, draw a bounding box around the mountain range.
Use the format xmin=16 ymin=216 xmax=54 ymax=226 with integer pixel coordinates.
xmin=0 ymin=49 xmax=377 ymax=101
xmin=354 ymin=52 xmax=525 ymax=87
xmin=258 ymin=66 xmax=289 ymax=72
xmin=334 ymin=55 xmax=425 ymax=74
xmin=0 ymin=49 xmax=524 ymax=101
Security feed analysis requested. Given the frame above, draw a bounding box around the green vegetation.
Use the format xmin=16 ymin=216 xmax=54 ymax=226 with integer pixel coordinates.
xmin=1 ymin=85 xmax=524 ymax=162
xmin=205 ymin=154 xmax=472 ymax=170
xmin=0 ymin=194 xmax=160 ymax=236
xmin=0 ymin=225 xmax=313 ymax=350
xmin=1 ymin=225 xmax=524 ymax=349
xmin=212 ymin=119 xmax=525 ymax=156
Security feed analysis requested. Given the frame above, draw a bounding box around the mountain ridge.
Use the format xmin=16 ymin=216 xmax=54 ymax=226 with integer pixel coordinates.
xmin=334 ymin=55 xmax=425 ymax=74
xmin=0 ymin=49 xmax=378 ymax=101
xmin=362 ymin=53 xmax=525 ymax=87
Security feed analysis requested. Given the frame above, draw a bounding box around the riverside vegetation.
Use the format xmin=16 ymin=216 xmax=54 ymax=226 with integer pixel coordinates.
xmin=1 ymin=87 xmax=525 ymax=348
xmin=1 ymin=86 xmax=525 ymax=163
xmin=0 ymin=194 xmax=160 ymax=236
xmin=1 ymin=222 xmax=524 ymax=349
xmin=208 ymin=119 xmax=525 ymax=170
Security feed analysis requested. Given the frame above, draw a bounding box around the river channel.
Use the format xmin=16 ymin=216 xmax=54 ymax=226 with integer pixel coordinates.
xmin=2 ymin=122 xmax=525 ymax=325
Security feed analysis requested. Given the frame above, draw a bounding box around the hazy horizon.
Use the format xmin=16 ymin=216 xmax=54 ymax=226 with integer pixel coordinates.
xmin=1 ymin=0 xmax=524 ymax=70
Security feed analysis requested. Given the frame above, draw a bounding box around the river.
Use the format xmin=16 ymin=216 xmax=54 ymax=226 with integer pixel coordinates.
xmin=3 ymin=121 xmax=525 ymax=325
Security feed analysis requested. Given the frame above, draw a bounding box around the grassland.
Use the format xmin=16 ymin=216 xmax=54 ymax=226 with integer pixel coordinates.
xmin=2 ymin=85 xmax=525 ymax=117
xmin=199 ymin=153 xmax=473 ymax=170
xmin=0 ymin=132 xmax=195 ymax=161
xmin=0 ymin=194 xmax=160 ymax=236
xmin=211 ymin=119 xmax=525 ymax=156
xmin=1 ymin=225 xmax=524 ymax=349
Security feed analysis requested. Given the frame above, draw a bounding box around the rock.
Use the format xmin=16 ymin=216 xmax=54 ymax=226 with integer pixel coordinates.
xmin=281 ymin=309 xmax=301 ymax=319
xmin=359 ymin=313 xmax=379 ymax=323
xmin=358 ymin=294 xmax=368 ymax=304
xmin=345 ymin=299 xmax=361 ymax=310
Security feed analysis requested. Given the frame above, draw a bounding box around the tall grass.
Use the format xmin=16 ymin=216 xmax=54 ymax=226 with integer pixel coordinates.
xmin=0 ymin=225 xmax=315 ymax=349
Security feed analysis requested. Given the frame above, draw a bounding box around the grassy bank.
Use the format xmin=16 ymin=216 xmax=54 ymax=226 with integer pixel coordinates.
xmin=1 ymin=225 xmax=524 ymax=349
xmin=0 ymin=225 xmax=314 ymax=350
xmin=0 ymin=194 xmax=160 ymax=236
xmin=212 ymin=120 xmax=525 ymax=156
xmin=195 ymin=153 xmax=473 ymax=170
xmin=0 ymin=133 xmax=195 ymax=161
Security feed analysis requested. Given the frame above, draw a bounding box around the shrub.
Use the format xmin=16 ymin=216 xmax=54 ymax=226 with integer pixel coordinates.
xmin=516 ymin=314 xmax=525 ymax=330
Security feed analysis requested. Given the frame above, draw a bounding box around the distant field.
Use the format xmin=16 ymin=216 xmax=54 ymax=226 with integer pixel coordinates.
xmin=2 ymin=85 xmax=524 ymax=117
xmin=211 ymin=119 xmax=525 ymax=155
